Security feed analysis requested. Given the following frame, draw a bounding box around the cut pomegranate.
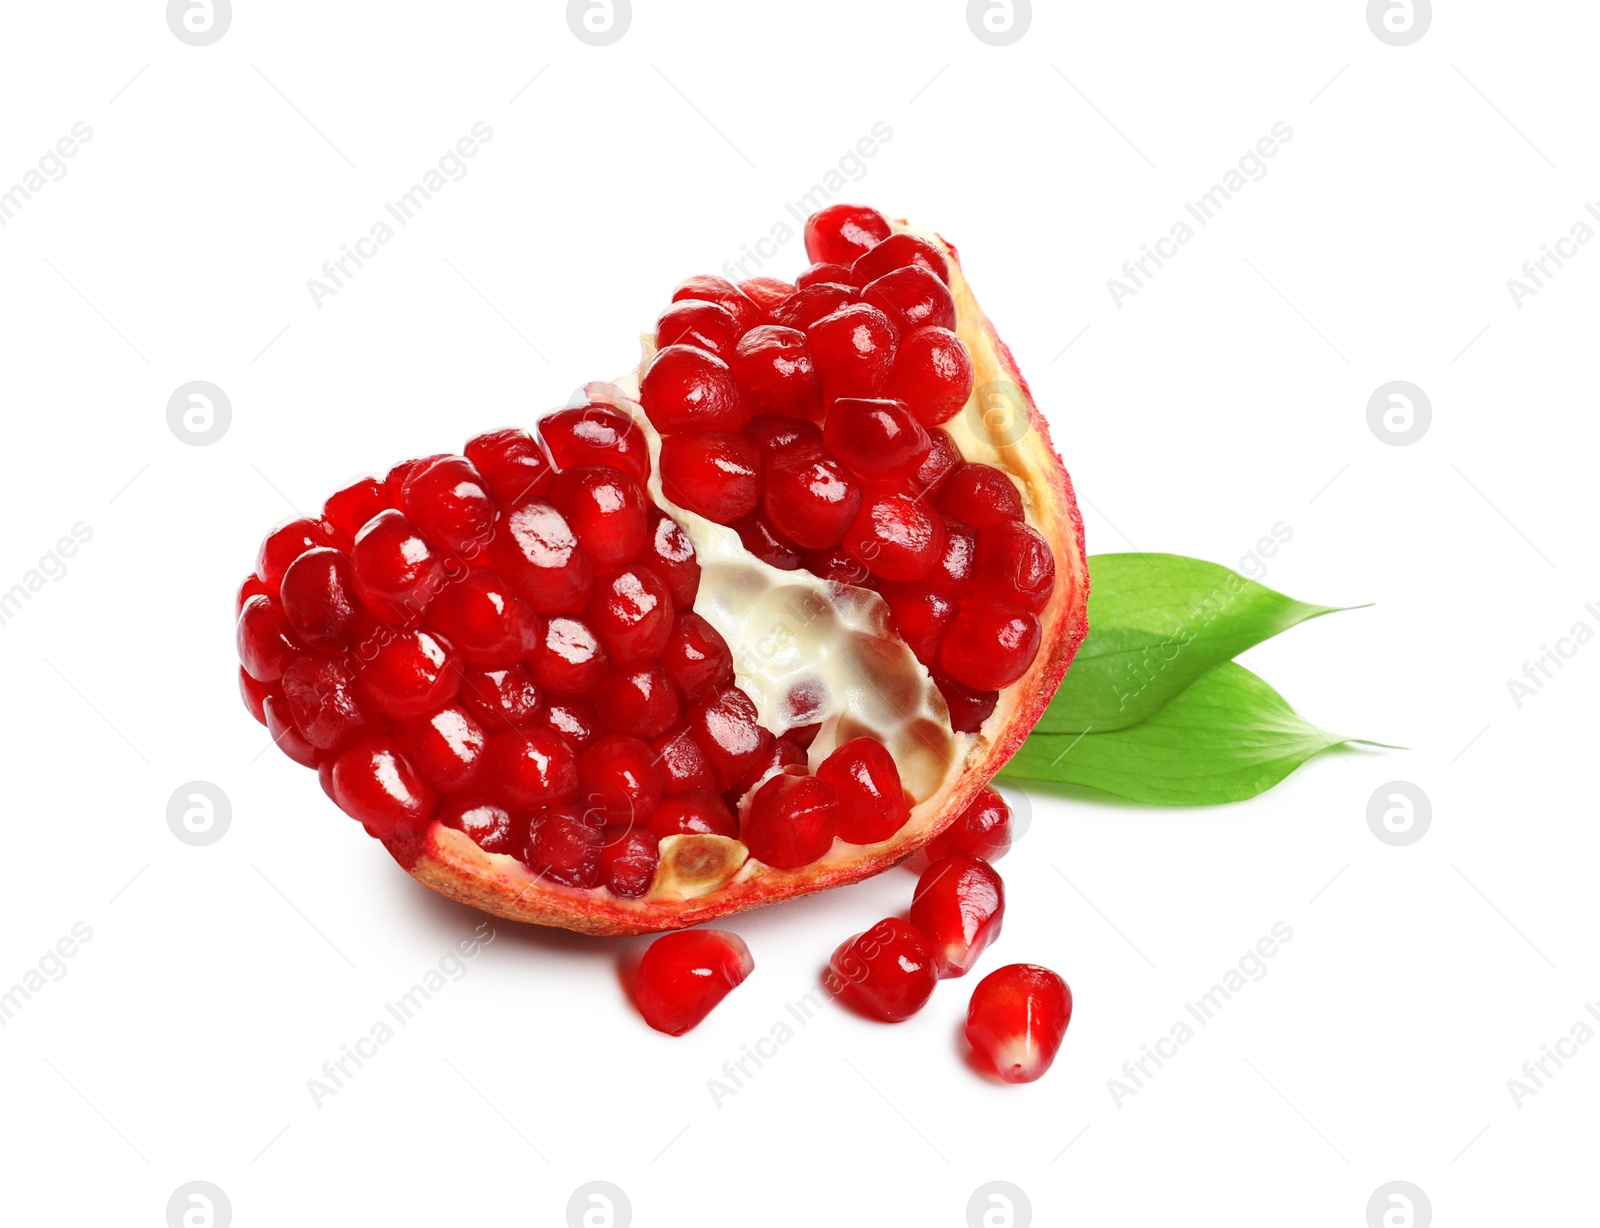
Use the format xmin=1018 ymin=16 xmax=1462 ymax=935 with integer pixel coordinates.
xmin=965 ymin=964 xmax=1072 ymax=1083
xmin=828 ymin=918 xmax=937 ymax=1022
xmin=909 ymin=855 xmax=1004 ymax=978
xmin=634 ymin=930 xmax=754 ymax=1036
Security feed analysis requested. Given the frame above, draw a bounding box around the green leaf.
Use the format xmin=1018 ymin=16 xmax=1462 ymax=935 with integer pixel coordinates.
xmin=1037 ymin=553 xmax=1357 ymax=733
xmin=1001 ymin=662 xmax=1386 ymax=805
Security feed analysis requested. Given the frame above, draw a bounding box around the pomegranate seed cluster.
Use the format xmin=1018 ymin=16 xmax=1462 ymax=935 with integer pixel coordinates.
xmin=643 ymin=204 xmax=1057 ymax=734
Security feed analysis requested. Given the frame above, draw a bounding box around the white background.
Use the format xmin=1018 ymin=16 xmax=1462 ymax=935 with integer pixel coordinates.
xmin=1 ymin=2 xmax=1596 ymax=1225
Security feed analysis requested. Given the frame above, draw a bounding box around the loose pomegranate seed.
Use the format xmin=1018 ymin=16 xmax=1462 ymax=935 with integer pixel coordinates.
xmin=926 ymin=786 xmax=1012 ymax=863
xmin=742 ymin=773 xmax=838 ymax=868
xmin=816 ymin=737 xmax=910 ymax=844
xmin=927 ymin=515 xmax=978 ymax=596
xmin=577 ymin=734 xmax=664 ymax=825
xmin=539 ymin=405 xmax=652 ymax=487
xmin=660 ymin=612 xmax=734 ymax=702
xmin=936 ymin=463 xmax=1024 ymax=529
xmin=400 ymin=703 xmax=488 ymax=793
xmin=640 ymin=510 xmax=700 ymax=608
xmin=542 ymin=697 xmax=599 ymax=750
xmin=281 ymin=654 xmax=370 ymax=751
xmin=890 ymin=327 xmax=975 ymax=427
xmin=237 ymin=595 xmax=300 ymax=682
xmin=489 ymin=498 xmax=593 ymax=614
xmin=660 ymin=431 xmax=761 ymax=524
xmin=827 ymin=918 xmax=937 ymax=1022
xmin=350 ymin=510 xmax=447 ymax=623
xmin=909 ymin=855 xmax=1004 ymax=978
xmin=594 ymin=664 xmax=681 ymax=737
xmin=933 ymin=670 xmax=998 ymax=734
xmin=458 ymin=663 xmax=543 ymax=730
xmin=257 ymin=517 xmax=336 ymax=586
xmin=823 ymin=397 xmax=931 ymax=480
xmin=331 ymin=735 xmax=437 ymax=840
xmin=965 ymin=964 xmax=1072 ymax=1083
xmin=641 ymin=344 xmax=747 ymax=435
xmin=771 ymin=282 xmax=859 ymax=332
xmin=877 ymin=582 xmax=957 ymax=666
xmin=939 ymin=599 xmax=1041 ymax=690
xmin=428 ymin=568 xmax=539 ymax=666
xmin=763 ymin=446 xmax=863 ymax=551
xmin=523 ymin=810 xmax=602 ymax=888
xmin=851 ymin=231 xmax=949 ymax=285
xmin=482 ymin=728 xmax=579 ymax=807
xmin=436 ymin=794 xmax=516 ymax=855
xmin=356 ymin=628 xmax=462 ymax=720
xmin=807 ymin=303 xmax=898 ymax=400
xmin=843 ymin=493 xmax=946 ymax=582
xmin=738 ymin=276 xmax=795 ymax=314
xmin=908 ymin=429 xmax=962 ymax=500
xmin=861 ymin=265 xmax=956 ymax=334
xmin=690 ymin=686 xmax=774 ymax=789
xmin=528 ymin=615 xmax=608 ymax=695
xmin=634 ymin=930 xmax=754 ymax=1036
xmin=975 ymin=521 xmax=1056 ymax=612
xmin=239 ymin=667 xmax=270 ymax=725
xmin=279 ymin=547 xmax=360 ymax=649
xmin=745 ymin=414 xmax=823 ymax=457
xmin=548 ymin=467 xmax=647 ymax=571
xmin=651 ymin=727 xmax=719 ymax=792
xmin=649 ymin=788 xmax=737 ymax=838
xmin=600 ymin=828 xmax=660 ymax=897
xmin=671 ymin=275 xmax=763 ymax=333
xmin=803 ymin=546 xmax=874 ymax=587
xmin=264 ymin=696 xmax=320 ymax=767
xmin=729 ymin=325 xmax=823 ymax=419
xmin=733 ymin=509 xmax=803 ymax=569
xmin=323 ymin=476 xmax=388 ymax=543
xmin=656 ymin=298 xmax=740 ymax=357
xmin=401 ymin=455 xmax=496 ymax=558
xmin=586 ymin=566 xmax=673 ymax=666
xmin=804 ymin=203 xmax=891 ymax=265
xmin=464 ymin=428 xmax=554 ymax=506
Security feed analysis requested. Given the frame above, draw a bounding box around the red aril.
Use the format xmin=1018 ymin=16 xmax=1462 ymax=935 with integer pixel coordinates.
xmin=357 ymin=628 xmax=462 ymax=720
xmin=842 ymin=493 xmax=946 ymax=582
xmin=909 ymin=855 xmax=1004 ymax=978
xmin=656 ymin=298 xmax=741 ymax=358
xmin=577 ymin=734 xmax=664 ymax=825
xmin=807 ymin=304 xmax=898 ymax=400
xmin=939 ymin=599 xmax=1041 ymax=690
xmin=549 ymin=467 xmax=647 ymax=571
xmin=601 ymin=829 xmax=660 ymax=898
xmin=528 ymin=616 xmax=609 ymax=695
xmin=742 ymin=773 xmax=837 ymax=868
xmin=877 ymin=582 xmax=957 ymax=667
xmin=889 ymin=327 xmax=975 ymax=427
xmin=651 ymin=728 xmax=718 ymax=793
xmin=763 ymin=446 xmax=863 ymax=551
xmin=660 ymin=612 xmax=734 ymax=703
xmin=482 ymin=727 xmax=579 ymax=807
xmin=523 ymin=809 xmax=602 ymax=888
xmin=489 ymin=499 xmax=593 ymax=615
xmin=586 ymin=566 xmax=674 ymax=666
xmin=932 ymin=669 xmax=998 ymax=735
xmin=861 ymin=265 xmax=956 ymax=334
xmin=772 ymin=282 xmax=859 ymax=332
xmin=852 ymin=231 xmax=950 ymax=285
xmin=351 ymin=510 xmax=447 ymax=623
xmin=937 ymin=463 xmax=1024 ymax=529
xmin=671 ymin=275 xmax=763 ymax=334
xmin=281 ymin=655 xmax=370 ymax=752
xmin=689 ymin=686 xmax=772 ymax=789
xmin=965 ymin=964 xmax=1072 ymax=1083
xmin=594 ymin=664 xmax=681 ymax=737
xmin=908 ymin=428 xmax=962 ymax=500
xmin=976 ymin=521 xmax=1057 ymax=612
xmin=401 ymin=455 xmax=496 ymax=558
xmin=458 ymin=663 xmax=543 ymax=730
xmin=794 ymin=261 xmax=858 ymax=290
xmin=927 ymin=515 xmax=978 ymax=597
xmin=823 ymin=397 xmax=930 ymax=481
xmin=828 ymin=918 xmax=937 ymax=1022
xmin=323 ymin=477 xmax=388 ymax=543
xmin=730 ymin=325 xmax=822 ymax=419
xmin=465 ymin=428 xmax=554 ymax=506
xmin=400 ymin=704 xmax=487 ymax=793
xmin=237 ymin=595 xmax=299 ymax=683
xmin=541 ymin=696 xmax=598 ymax=750
xmin=925 ymin=786 xmax=1013 ymax=863
xmin=640 ymin=345 xmax=746 ymax=434
xmin=804 ymin=203 xmax=891 ymax=265
xmin=264 ymin=696 xmax=320 ymax=767
xmin=258 ymin=517 xmax=335 ymax=587
xmin=279 ymin=547 xmax=360 ymax=648
xmin=660 ymin=431 xmax=762 ymax=524
xmin=540 ymin=404 xmax=652 ymax=487
xmin=745 ymin=413 xmax=823 ymax=458
xmin=815 ymin=737 xmax=909 ymax=844
xmin=331 ymin=736 xmax=437 ymax=840
xmin=428 ymin=569 xmax=539 ymax=666
xmin=641 ymin=509 xmax=700 ymax=608
xmin=634 ymin=930 xmax=754 ymax=1035
xmin=738 ymin=277 xmax=796 ymax=315
xmin=648 ymin=788 xmax=737 ymax=838
xmin=436 ymin=795 xmax=516 ymax=856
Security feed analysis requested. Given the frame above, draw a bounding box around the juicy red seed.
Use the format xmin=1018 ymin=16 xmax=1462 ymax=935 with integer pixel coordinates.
xmin=239 ymin=668 xmax=270 ymax=725
xmin=281 ymin=654 xmax=370 ymax=751
xmin=601 ymin=828 xmax=660 ymax=898
xmin=816 ymin=737 xmax=909 ymax=844
xmin=928 ymin=515 xmax=978 ymax=596
xmin=464 ymin=428 xmax=554 ymax=506
xmin=807 ymin=303 xmax=898 ymax=400
xmin=577 ymin=733 xmax=664 ymax=826
xmin=827 ymin=918 xmax=937 ymax=1022
xmin=641 ymin=509 xmax=700 ymax=609
xmin=787 ymin=722 xmax=821 ymax=749
xmin=436 ymin=795 xmax=517 ymax=855
xmin=937 ymin=463 xmax=1024 ymax=529
xmin=651 ymin=727 xmax=719 ymax=793
xmin=763 ymin=446 xmax=863 ymax=551
xmin=843 ymin=493 xmax=946 ymax=582
xmin=851 ymin=231 xmax=950 ymax=285
xmin=428 ymin=568 xmax=540 ymax=666
xmin=771 ymin=282 xmax=859 ymax=331
xmin=934 ymin=670 xmax=998 ymax=734
xmin=939 ymin=599 xmax=1041 ymax=690
xmin=823 ymin=397 xmax=930 ymax=480
xmin=641 ymin=345 xmax=747 ymax=435
xmin=730 ymin=325 xmax=822 ymax=419
xmin=908 ymin=429 xmax=962 ymax=500
xmin=926 ymin=786 xmax=1013 ymax=863
xmin=237 ymin=595 xmax=300 ymax=682
xmin=549 ymin=466 xmax=648 ymax=571
xmin=594 ymin=665 xmax=681 ymax=738
xmin=736 ymin=736 xmax=808 ymax=795
xmin=279 ymin=548 xmax=360 ymax=649
xmin=529 ymin=615 xmax=609 ymax=695
xmin=489 ymin=498 xmax=593 ymax=614
xmin=648 ymin=788 xmax=737 ymax=838
xmin=356 ymin=628 xmax=462 ymax=720
xmin=400 ymin=703 xmax=488 ymax=793
xmin=733 ymin=509 xmax=803 ymax=569
xmin=890 ymin=327 xmax=975 ymax=427
xmin=802 ymin=546 xmax=874 ymax=587
xmin=742 ymin=773 xmax=838 ymax=868
xmin=975 ymin=521 xmax=1056 ymax=612
xmin=264 ymin=696 xmax=320 ymax=767
xmin=877 ymin=582 xmax=957 ymax=667
xmin=458 ymin=664 xmax=543 ymax=730
xmin=656 ymin=298 xmax=741 ymax=358
xmin=738 ymin=276 xmax=795 ymax=314
xmin=257 ymin=517 xmax=335 ymax=586
xmin=237 ymin=574 xmax=270 ymax=615
xmin=483 ymin=728 xmax=579 ymax=807
xmin=331 ymin=735 xmax=437 ymax=840
xmin=586 ymin=566 xmax=674 ymax=666
xmin=634 ymin=930 xmax=754 ymax=1036
xmin=689 ymin=686 xmax=774 ymax=789
xmin=744 ymin=414 xmax=823 ymax=457
xmin=671 ymin=275 xmax=763 ymax=334
xmin=351 ymin=509 xmax=448 ymax=624
xmin=794 ymin=261 xmax=859 ymax=290
xmin=861 ymin=265 xmax=956 ymax=334
xmin=660 ymin=612 xmax=734 ymax=703
xmin=909 ymin=855 xmax=1005 ymax=978
xmin=539 ymin=404 xmax=652 ymax=487
xmin=522 ymin=811 xmax=602 ymax=888
xmin=804 ymin=203 xmax=891 ymax=265
xmin=542 ymin=696 xmax=600 ymax=751
xmin=660 ymin=432 xmax=762 ymax=524
xmin=323 ymin=477 xmax=389 ymax=543
xmin=401 ymin=455 xmax=496 ymax=558
xmin=383 ymin=457 xmax=440 ymax=506
xmin=965 ymin=964 xmax=1072 ymax=1083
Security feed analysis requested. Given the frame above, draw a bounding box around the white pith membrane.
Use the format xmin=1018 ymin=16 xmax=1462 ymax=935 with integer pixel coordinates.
xmin=403 ymin=221 xmax=1088 ymax=934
